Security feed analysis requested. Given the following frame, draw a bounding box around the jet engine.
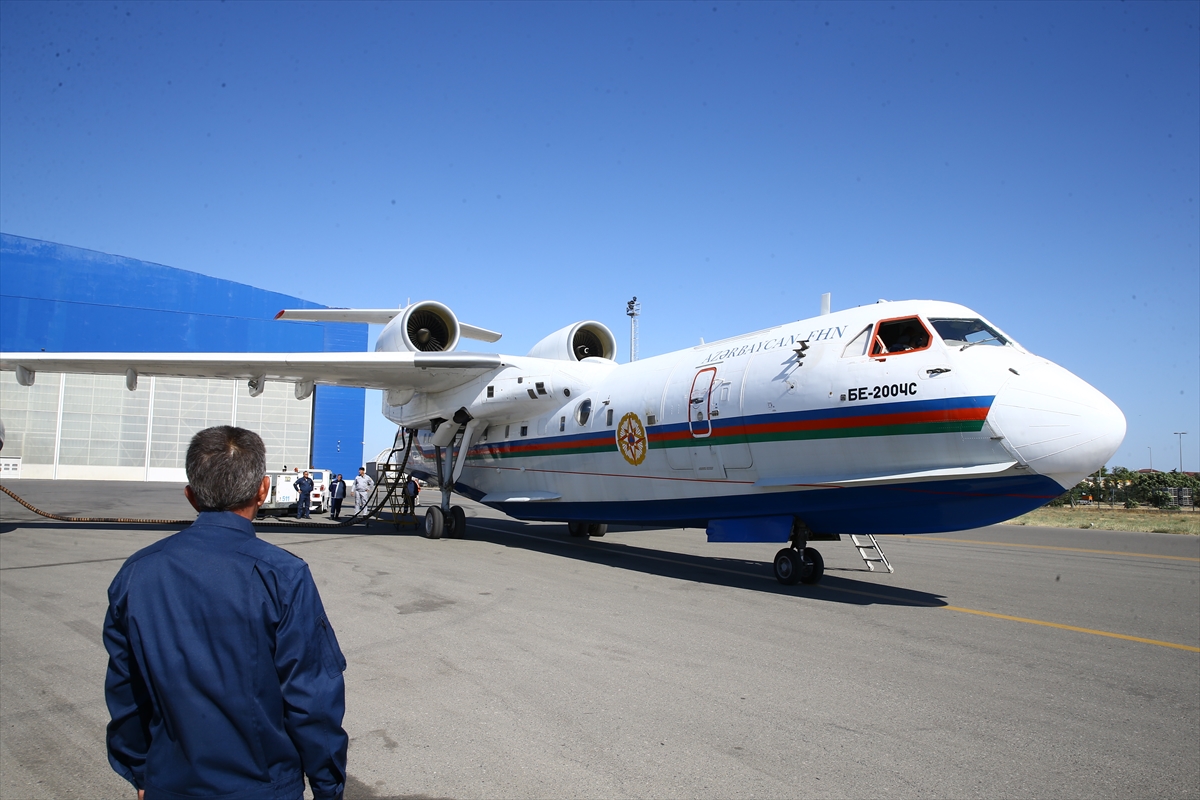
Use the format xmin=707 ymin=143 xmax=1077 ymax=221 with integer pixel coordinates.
xmin=526 ymin=321 xmax=618 ymax=362
xmin=376 ymin=301 xmax=461 ymax=353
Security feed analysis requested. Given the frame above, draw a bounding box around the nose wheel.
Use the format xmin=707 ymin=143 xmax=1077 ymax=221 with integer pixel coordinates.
xmin=566 ymin=522 xmax=608 ymax=538
xmin=774 ymin=546 xmax=824 ymax=585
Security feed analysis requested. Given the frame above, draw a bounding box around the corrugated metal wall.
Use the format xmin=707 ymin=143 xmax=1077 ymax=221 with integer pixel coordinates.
xmin=0 ymin=233 xmax=367 ymax=479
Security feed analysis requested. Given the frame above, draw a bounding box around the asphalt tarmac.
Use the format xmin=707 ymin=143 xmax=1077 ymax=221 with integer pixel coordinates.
xmin=2 ymin=480 xmax=1198 ymax=799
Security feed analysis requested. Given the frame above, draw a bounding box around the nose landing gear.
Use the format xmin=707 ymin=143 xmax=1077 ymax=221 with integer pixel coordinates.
xmin=773 ymin=546 xmax=825 ymax=585
xmin=566 ymin=522 xmax=608 ymax=538
xmin=773 ymin=519 xmax=825 ymax=585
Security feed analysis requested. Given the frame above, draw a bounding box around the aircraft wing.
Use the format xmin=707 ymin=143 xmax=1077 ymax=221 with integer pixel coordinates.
xmin=0 ymin=351 xmax=505 ymax=393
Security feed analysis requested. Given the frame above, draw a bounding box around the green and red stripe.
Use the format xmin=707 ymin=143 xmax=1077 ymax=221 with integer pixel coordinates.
xmin=468 ymin=396 xmax=993 ymax=461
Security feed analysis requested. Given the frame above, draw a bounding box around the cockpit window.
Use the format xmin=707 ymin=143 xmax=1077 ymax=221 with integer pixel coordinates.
xmin=841 ymin=325 xmax=873 ymax=358
xmin=929 ymin=318 xmax=1010 ymax=349
xmin=870 ymin=316 xmax=931 ymax=357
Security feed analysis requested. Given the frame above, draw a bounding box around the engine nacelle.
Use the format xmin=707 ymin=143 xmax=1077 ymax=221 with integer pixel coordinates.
xmin=376 ymin=301 xmax=461 ymax=353
xmin=526 ymin=321 xmax=617 ymax=362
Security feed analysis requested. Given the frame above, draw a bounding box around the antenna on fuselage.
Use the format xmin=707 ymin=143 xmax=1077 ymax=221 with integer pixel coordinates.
xmin=626 ymin=296 xmax=641 ymax=362
xmin=820 ymin=292 xmax=831 ymax=316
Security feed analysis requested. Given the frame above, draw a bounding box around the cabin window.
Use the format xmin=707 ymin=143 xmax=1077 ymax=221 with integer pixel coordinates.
xmin=842 ymin=325 xmax=873 ymax=358
xmin=517 ymin=377 xmax=523 ymax=384
xmin=575 ymin=398 xmax=593 ymax=426
xmin=504 ymin=424 xmax=510 ymax=438
xmin=929 ymin=318 xmax=1011 ymax=349
xmin=606 ymin=408 xmax=614 ymax=426
xmin=486 ymin=385 xmax=494 ymax=398
xmin=647 ymin=413 xmax=657 ymax=425
xmin=527 ymin=388 xmax=538 ymax=400
xmin=520 ymin=425 xmax=528 ymax=437
xmin=559 ymin=416 xmax=566 ymax=432
xmin=870 ymin=317 xmax=932 ymax=357
xmin=536 ymin=381 xmax=547 ymax=395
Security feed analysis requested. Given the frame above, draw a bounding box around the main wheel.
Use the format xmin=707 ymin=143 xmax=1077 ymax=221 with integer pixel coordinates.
xmin=587 ymin=523 xmax=607 ymax=538
xmin=424 ymin=506 xmax=444 ymax=539
xmin=448 ymin=506 xmax=467 ymax=539
xmin=800 ymin=547 xmax=825 ymax=585
xmin=774 ymin=548 xmax=802 ymax=585
xmin=567 ymin=521 xmax=589 ymax=538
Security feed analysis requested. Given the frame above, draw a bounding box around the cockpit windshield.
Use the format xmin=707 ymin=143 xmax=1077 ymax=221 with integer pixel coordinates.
xmin=929 ymin=318 xmax=1011 ymax=349
xmin=869 ymin=316 xmax=931 ymax=356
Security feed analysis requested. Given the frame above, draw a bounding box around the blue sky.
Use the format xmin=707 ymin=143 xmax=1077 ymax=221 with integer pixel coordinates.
xmin=2 ymin=0 xmax=1197 ymax=471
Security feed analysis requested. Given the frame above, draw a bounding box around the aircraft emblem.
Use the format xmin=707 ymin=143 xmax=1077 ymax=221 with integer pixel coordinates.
xmin=617 ymin=412 xmax=648 ymax=466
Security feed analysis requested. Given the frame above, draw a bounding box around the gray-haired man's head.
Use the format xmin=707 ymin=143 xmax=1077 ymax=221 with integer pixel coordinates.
xmin=185 ymin=426 xmax=267 ymax=511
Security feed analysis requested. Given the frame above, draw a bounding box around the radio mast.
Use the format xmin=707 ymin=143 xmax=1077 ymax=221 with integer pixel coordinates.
xmin=626 ymin=296 xmax=641 ymax=362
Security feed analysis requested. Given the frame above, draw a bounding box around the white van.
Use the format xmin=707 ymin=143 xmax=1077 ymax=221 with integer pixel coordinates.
xmin=260 ymin=469 xmax=331 ymax=516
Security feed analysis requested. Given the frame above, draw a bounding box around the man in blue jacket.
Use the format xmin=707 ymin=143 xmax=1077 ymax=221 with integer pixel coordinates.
xmin=104 ymin=426 xmax=348 ymax=800
xmin=294 ymin=470 xmax=315 ymax=518
xmin=328 ymin=473 xmax=347 ymax=520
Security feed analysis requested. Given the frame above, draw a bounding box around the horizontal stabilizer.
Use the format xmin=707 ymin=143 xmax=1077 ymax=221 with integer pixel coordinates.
xmin=275 ymin=308 xmax=404 ymax=324
xmin=275 ymin=308 xmax=502 ymax=342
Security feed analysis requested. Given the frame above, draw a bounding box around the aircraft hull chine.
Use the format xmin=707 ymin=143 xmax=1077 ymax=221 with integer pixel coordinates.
xmin=481 ymin=474 xmax=1064 ymax=535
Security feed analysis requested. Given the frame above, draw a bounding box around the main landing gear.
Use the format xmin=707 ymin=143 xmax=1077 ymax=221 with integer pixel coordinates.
xmin=423 ymin=504 xmax=467 ymax=539
xmin=773 ymin=519 xmax=825 ymax=585
xmin=419 ymin=409 xmax=477 ymax=541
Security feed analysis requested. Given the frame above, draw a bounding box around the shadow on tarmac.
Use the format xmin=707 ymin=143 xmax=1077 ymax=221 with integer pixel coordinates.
xmin=1 ymin=513 xmax=946 ymax=608
xmin=1 ymin=521 xmax=191 ymax=535
xmin=461 ymin=517 xmax=947 ymax=608
xmin=241 ymin=513 xmax=947 ymax=607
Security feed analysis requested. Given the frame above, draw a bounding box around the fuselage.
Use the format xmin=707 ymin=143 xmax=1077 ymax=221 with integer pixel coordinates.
xmin=387 ymin=300 xmax=1125 ymax=535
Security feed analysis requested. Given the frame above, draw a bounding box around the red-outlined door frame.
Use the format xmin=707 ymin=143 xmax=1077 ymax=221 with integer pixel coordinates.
xmin=688 ymin=367 xmax=717 ymax=438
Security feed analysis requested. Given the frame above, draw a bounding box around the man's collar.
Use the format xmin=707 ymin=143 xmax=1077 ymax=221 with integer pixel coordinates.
xmin=193 ymin=511 xmax=258 ymax=537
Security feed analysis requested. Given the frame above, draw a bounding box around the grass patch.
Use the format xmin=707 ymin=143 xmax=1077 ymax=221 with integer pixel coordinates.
xmin=1005 ymin=505 xmax=1199 ymax=535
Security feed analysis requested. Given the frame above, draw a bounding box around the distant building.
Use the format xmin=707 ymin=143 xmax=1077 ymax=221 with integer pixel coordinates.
xmin=0 ymin=234 xmax=366 ymax=480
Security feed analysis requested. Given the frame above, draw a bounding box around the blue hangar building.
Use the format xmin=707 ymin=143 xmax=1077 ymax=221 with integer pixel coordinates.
xmin=0 ymin=233 xmax=368 ymax=482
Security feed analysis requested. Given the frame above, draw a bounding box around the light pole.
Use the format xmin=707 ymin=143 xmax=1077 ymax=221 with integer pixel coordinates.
xmin=1147 ymin=446 xmax=1153 ymax=472
xmin=625 ymin=296 xmax=641 ymax=362
xmin=1174 ymin=432 xmax=1187 ymax=473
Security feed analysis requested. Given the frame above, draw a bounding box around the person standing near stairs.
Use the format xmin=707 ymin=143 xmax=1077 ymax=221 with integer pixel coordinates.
xmin=353 ymin=467 xmax=374 ymax=514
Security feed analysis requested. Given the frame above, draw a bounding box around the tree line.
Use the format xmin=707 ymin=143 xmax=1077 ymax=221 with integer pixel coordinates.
xmin=1053 ymin=467 xmax=1199 ymax=509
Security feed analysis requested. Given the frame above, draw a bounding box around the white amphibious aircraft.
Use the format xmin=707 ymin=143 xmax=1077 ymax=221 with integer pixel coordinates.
xmin=1 ymin=298 xmax=1125 ymax=584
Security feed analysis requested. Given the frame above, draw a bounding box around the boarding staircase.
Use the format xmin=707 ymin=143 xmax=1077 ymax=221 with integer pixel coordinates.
xmin=850 ymin=534 xmax=893 ymax=573
xmin=366 ymin=428 xmax=419 ymax=530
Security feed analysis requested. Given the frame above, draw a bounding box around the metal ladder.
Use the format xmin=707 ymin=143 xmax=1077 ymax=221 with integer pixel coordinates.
xmin=850 ymin=534 xmax=894 ymax=573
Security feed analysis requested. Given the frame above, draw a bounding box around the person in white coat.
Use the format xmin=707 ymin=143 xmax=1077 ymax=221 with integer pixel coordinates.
xmin=353 ymin=467 xmax=375 ymax=514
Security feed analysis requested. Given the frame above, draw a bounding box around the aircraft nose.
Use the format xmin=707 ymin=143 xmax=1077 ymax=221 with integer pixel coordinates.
xmin=989 ymin=360 xmax=1126 ymax=490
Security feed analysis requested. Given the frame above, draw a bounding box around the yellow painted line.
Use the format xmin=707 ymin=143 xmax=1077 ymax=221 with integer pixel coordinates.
xmin=914 ymin=536 xmax=1200 ymax=563
xmin=941 ymin=606 xmax=1200 ymax=652
xmin=471 ymin=523 xmax=1200 ymax=652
